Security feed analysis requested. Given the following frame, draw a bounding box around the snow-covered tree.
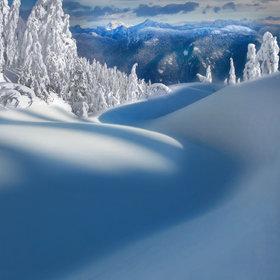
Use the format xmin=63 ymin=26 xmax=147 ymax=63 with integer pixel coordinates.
xmin=19 ymin=38 xmax=50 ymax=100
xmin=20 ymin=0 xmax=77 ymax=99
xmin=228 ymin=58 xmax=237 ymax=85
xmin=0 ymin=0 xmax=9 ymax=26
xmin=0 ymin=18 xmax=4 ymax=77
xmin=43 ymin=0 xmax=77 ymax=96
xmin=14 ymin=0 xmax=170 ymax=117
xmin=4 ymin=0 xmax=21 ymax=67
xmin=128 ymin=63 xmax=141 ymax=101
xmin=225 ymin=58 xmax=237 ymax=85
xmin=243 ymin=43 xmax=261 ymax=81
xmin=69 ymin=57 xmax=90 ymax=117
xmin=257 ymin=32 xmax=279 ymax=75
xmin=0 ymin=0 xmax=10 ymax=75
xmin=197 ymin=65 xmax=212 ymax=83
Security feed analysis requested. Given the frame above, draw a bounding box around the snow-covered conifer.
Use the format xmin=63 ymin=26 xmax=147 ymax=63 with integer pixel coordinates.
xmin=228 ymin=58 xmax=237 ymax=85
xmin=206 ymin=65 xmax=212 ymax=83
xmin=0 ymin=0 xmax=9 ymax=24
xmin=128 ymin=63 xmax=140 ymax=101
xmin=19 ymin=39 xmax=50 ymax=100
xmin=69 ymin=57 xmax=90 ymax=117
xmin=0 ymin=0 xmax=10 ymax=74
xmin=257 ymin=32 xmax=279 ymax=75
xmin=15 ymin=0 xmax=170 ymax=117
xmin=197 ymin=65 xmax=212 ymax=83
xmin=5 ymin=0 xmax=21 ymax=67
xmin=0 ymin=16 xmax=4 ymax=76
xmin=243 ymin=43 xmax=261 ymax=81
xmin=20 ymin=0 xmax=77 ymax=99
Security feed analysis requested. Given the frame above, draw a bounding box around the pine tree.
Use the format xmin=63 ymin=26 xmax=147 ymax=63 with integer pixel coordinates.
xmin=14 ymin=0 xmax=170 ymax=117
xmin=43 ymin=0 xmax=77 ymax=96
xmin=69 ymin=57 xmax=89 ymax=117
xmin=4 ymin=0 xmax=21 ymax=67
xmin=206 ymin=65 xmax=212 ymax=83
xmin=197 ymin=65 xmax=212 ymax=83
xmin=257 ymin=32 xmax=279 ymax=75
xmin=0 ymin=0 xmax=10 ymax=75
xmin=243 ymin=43 xmax=261 ymax=81
xmin=128 ymin=63 xmax=140 ymax=101
xmin=228 ymin=58 xmax=237 ymax=85
xmin=20 ymin=0 xmax=77 ymax=99
xmin=0 ymin=10 xmax=4 ymax=77
xmin=19 ymin=38 xmax=50 ymax=100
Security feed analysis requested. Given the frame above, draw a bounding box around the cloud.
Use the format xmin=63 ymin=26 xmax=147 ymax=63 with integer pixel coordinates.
xmin=134 ymin=2 xmax=199 ymax=17
xmin=213 ymin=6 xmax=222 ymax=13
xmin=63 ymin=1 xmax=130 ymax=18
xmin=222 ymin=2 xmax=237 ymax=11
xmin=203 ymin=1 xmax=236 ymax=14
xmin=62 ymin=1 xmax=200 ymax=21
xmin=63 ymin=1 xmax=89 ymax=12
xmin=259 ymin=0 xmax=279 ymax=3
xmin=203 ymin=1 xmax=267 ymax=14
xmin=264 ymin=15 xmax=280 ymax=20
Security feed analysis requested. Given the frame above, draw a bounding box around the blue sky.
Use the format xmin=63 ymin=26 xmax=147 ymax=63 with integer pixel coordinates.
xmin=21 ymin=0 xmax=280 ymax=27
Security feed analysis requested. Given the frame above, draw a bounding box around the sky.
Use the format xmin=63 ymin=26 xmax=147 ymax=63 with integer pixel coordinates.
xmin=21 ymin=0 xmax=280 ymax=27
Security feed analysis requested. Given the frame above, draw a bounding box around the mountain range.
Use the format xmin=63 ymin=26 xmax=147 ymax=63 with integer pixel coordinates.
xmin=71 ymin=20 xmax=280 ymax=84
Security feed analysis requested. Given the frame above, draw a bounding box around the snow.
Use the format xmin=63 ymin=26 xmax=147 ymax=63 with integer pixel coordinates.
xmin=151 ymin=73 xmax=280 ymax=164
xmin=257 ymin=32 xmax=279 ymax=75
xmin=225 ymin=57 xmax=237 ymax=85
xmin=0 ymin=74 xmax=280 ymax=280
xmin=1 ymin=2 xmax=278 ymax=277
xmin=197 ymin=65 xmax=212 ymax=83
xmin=0 ymin=72 xmax=5 ymax=82
xmin=1 ymin=0 xmax=169 ymax=117
xmin=0 ymin=82 xmax=35 ymax=108
xmin=221 ymin=25 xmax=254 ymax=34
xmin=106 ymin=21 xmax=128 ymax=30
xmin=100 ymin=83 xmax=221 ymax=126
xmin=243 ymin=43 xmax=261 ymax=81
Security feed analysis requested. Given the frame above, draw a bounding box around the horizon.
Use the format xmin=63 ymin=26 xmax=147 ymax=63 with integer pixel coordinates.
xmin=19 ymin=0 xmax=280 ymax=27
xmin=70 ymin=17 xmax=280 ymax=29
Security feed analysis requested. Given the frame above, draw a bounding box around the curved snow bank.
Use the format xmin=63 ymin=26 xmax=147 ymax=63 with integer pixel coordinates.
xmin=59 ymin=76 xmax=280 ymax=280
xmin=99 ymin=83 xmax=221 ymax=126
xmin=151 ymin=73 xmax=280 ymax=164
xmin=0 ymin=90 xmax=239 ymax=280
xmin=1 ymin=75 xmax=279 ymax=280
xmin=0 ymin=123 xmax=178 ymax=174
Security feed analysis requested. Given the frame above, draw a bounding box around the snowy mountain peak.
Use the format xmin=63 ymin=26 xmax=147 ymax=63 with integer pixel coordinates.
xmin=133 ymin=19 xmax=172 ymax=30
xmin=106 ymin=21 xmax=128 ymax=31
xmin=221 ymin=25 xmax=254 ymax=34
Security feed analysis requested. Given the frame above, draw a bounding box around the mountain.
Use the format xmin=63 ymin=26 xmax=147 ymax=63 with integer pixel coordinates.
xmin=71 ymin=20 xmax=280 ymax=85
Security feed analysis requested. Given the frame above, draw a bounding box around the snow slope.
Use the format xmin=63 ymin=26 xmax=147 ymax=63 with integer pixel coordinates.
xmin=150 ymin=73 xmax=280 ymax=164
xmin=99 ymin=82 xmax=222 ymax=126
xmin=0 ymin=75 xmax=280 ymax=280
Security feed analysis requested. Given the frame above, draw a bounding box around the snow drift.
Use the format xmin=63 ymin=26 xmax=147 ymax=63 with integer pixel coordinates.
xmin=150 ymin=73 xmax=280 ymax=164
xmin=0 ymin=74 xmax=280 ymax=280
